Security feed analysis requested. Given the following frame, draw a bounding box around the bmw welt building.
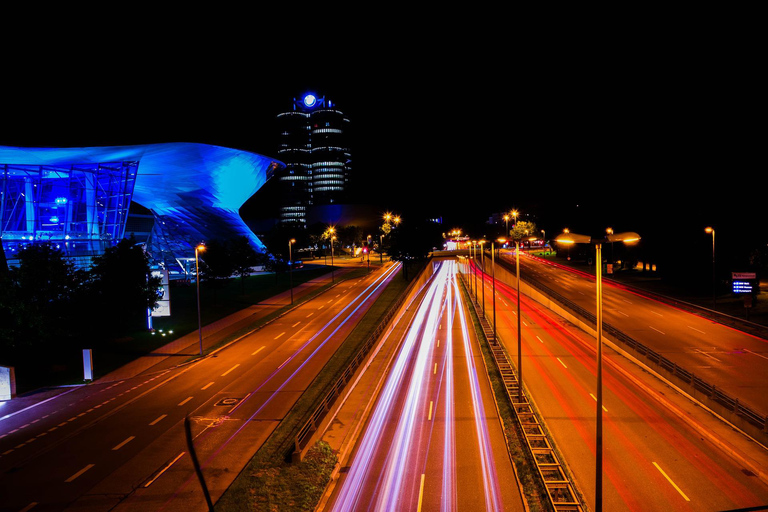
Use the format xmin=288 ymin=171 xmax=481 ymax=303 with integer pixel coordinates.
xmin=0 ymin=143 xmax=282 ymax=272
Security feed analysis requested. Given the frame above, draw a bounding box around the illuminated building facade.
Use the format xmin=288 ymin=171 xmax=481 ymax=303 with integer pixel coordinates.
xmin=276 ymin=93 xmax=351 ymax=227
xmin=0 ymin=143 xmax=282 ymax=271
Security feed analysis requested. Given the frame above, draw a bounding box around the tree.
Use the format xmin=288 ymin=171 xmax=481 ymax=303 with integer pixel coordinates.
xmin=0 ymin=243 xmax=86 ymax=352
xmin=229 ymin=236 xmax=264 ymax=290
xmin=87 ymin=236 xmax=161 ymax=336
xmin=511 ymin=220 xmax=538 ymax=246
xmin=198 ymin=238 xmax=233 ymax=284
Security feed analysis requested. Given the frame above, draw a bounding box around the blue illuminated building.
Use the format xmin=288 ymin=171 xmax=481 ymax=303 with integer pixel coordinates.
xmin=0 ymin=143 xmax=282 ymax=271
xmin=276 ymin=93 xmax=351 ymax=227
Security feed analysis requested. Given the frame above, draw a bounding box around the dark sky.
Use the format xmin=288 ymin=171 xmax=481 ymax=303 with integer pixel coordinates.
xmin=1 ymin=18 xmax=761 ymax=249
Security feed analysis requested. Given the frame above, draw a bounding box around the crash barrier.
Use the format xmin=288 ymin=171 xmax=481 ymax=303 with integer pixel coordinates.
xmin=491 ymin=255 xmax=768 ymax=446
xmin=457 ymin=270 xmax=584 ymax=512
xmin=292 ymin=262 xmax=423 ymax=462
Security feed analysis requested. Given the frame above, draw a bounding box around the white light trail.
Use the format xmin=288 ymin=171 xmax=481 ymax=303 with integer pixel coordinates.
xmin=333 ymin=260 xmax=505 ymax=511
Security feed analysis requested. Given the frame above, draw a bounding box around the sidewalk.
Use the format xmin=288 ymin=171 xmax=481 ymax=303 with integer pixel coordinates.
xmin=0 ymin=267 xmax=352 ymax=421
xmin=97 ymin=267 xmax=357 ymax=382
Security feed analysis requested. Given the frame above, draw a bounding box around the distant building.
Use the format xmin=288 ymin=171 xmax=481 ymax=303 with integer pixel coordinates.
xmin=275 ymin=93 xmax=351 ymax=227
xmin=0 ymin=143 xmax=282 ymax=272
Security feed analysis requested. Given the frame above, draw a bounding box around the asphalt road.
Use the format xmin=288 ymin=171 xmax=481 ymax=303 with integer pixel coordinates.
xmin=328 ymin=259 xmax=524 ymax=511
xmin=508 ymin=251 xmax=768 ymax=417
xmin=470 ymin=253 xmax=768 ymax=511
xmin=0 ymin=262 xmax=400 ymax=512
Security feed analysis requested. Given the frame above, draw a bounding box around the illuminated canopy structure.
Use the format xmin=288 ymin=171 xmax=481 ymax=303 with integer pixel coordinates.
xmin=0 ymin=143 xmax=282 ymax=270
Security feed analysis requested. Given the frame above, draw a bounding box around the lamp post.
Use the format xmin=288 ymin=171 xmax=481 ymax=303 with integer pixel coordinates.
xmin=330 ymin=235 xmax=336 ymax=283
xmin=194 ymin=243 xmax=206 ymax=356
xmin=513 ymin=235 xmax=537 ymax=402
xmin=705 ymin=227 xmax=716 ymax=307
xmin=492 ymin=238 xmax=507 ymax=342
xmin=554 ymin=229 xmax=640 ymax=512
xmin=472 ymin=241 xmax=478 ymax=301
xmin=479 ymin=240 xmax=486 ymax=317
xmin=288 ymin=238 xmax=296 ymax=304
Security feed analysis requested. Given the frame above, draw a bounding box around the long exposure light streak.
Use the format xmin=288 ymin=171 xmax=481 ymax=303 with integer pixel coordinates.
xmin=441 ymin=276 xmax=456 ymax=512
xmin=451 ymin=271 xmax=504 ymax=511
xmin=333 ymin=260 xmax=505 ymax=511
xmin=161 ymin=262 xmax=402 ymax=509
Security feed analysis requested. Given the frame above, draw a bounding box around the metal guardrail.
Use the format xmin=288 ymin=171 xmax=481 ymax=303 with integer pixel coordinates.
xmin=458 ymin=271 xmax=583 ymax=512
xmin=499 ymin=257 xmax=768 ymax=440
xmin=292 ymin=266 xmax=421 ymax=459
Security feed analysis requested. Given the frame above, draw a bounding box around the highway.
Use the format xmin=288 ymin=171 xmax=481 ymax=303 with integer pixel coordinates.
xmin=469 ymin=252 xmax=768 ymax=511
xmin=510 ymin=250 xmax=768 ymax=417
xmin=328 ymin=259 xmax=524 ymax=512
xmin=0 ymin=262 xmax=400 ymax=512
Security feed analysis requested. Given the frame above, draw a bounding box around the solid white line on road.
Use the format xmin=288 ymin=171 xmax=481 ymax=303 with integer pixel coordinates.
xmin=201 ymin=382 xmax=214 ymax=390
xmin=177 ymin=397 xmax=193 ymax=407
xmin=144 ymin=452 xmax=185 ymax=487
xmin=274 ymin=332 xmax=285 ymax=340
xmin=653 ymin=462 xmax=690 ymax=501
xmin=221 ymin=364 xmax=240 ymax=376
xmin=112 ymin=436 xmax=135 ymax=451
xmin=149 ymin=414 xmax=167 ymax=426
xmin=556 ymin=357 xmax=568 ymax=369
xmin=251 ymin=346 xmax=265 ymax=356
xmin=65 ymin=464 xmax=95 ymax=482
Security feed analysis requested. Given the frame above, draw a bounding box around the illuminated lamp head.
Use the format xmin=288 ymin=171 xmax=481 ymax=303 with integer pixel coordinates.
xmin=303 ymin=94 xmax=317 ymax=108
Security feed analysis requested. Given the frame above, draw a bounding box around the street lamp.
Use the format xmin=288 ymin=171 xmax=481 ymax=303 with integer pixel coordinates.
xmin=492 ymin=238 xmax=506 ymax=341
xmin=479 ymin=240 xmax=486 ymax=317
xmin=705 ymin=227 xmax=716 ymax=307
xmin=195 ymin=243 xmax=206 ymax=356
xmin=288 ymin=239 xmax=296 ymax=304
xmin=554 ymin=229 xmax=640 ymax=512
xmin=326 ymin=226 xmax=336 ymax=283
xmin=513 ymin=234 xmax=537 ymax=402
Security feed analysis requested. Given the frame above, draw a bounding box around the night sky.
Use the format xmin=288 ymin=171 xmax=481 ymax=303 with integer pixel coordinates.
xmin=2 ymin=19 xmax=762 ymax=262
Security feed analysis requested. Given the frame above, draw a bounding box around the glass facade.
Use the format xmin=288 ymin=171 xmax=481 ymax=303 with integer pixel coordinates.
xmin=276 ymin=94 xmax=351 ymax=226
xmin=1 ymin=144 xmax=282 ymax=271
xmin=1 ymin=160 xmax=137 ymax=264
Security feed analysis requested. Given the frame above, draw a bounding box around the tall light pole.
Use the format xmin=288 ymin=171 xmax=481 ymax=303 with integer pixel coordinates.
xmin=492 ymin=238 xmax=507 ymax=341
xmin=479 ymin=240 xmax=486 ymax=317
xmin=491 ymin=240 xmax=497 ymax=340
xmin=195 ymin=243 xmax=206 ymax=356
xmin=326 ymin=226 xmax=336 ymax=283
xmin=288 ymin=238 xmax=296 ymax=304
xmin=705 ymin=227 xmax=716 ymax=307
xmin=554 ymin=229 xmax=640 ymax=512
xmin=472 ymin=241 xmax=478 ymax=301
xmin=513 ymin=235 xmax=537 ymax=402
